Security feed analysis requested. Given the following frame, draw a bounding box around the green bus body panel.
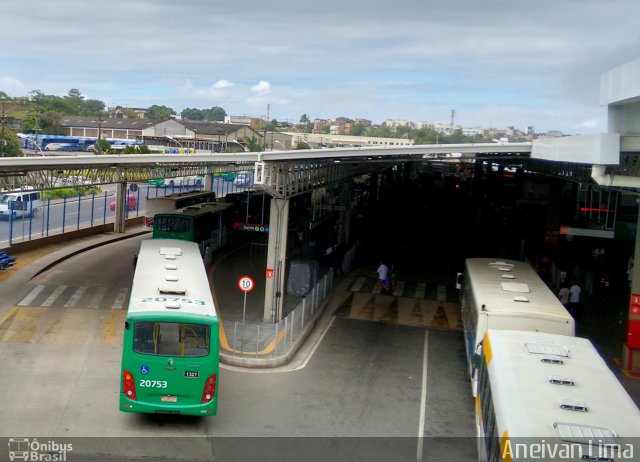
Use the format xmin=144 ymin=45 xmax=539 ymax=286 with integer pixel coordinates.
xmin=120 ymin=313 xmax=219 ymax=416
xmin=152 ymin=228 xmax=195 ymax=241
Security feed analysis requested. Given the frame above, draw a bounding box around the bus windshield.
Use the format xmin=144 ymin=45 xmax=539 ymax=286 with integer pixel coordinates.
xmin=133 ymin=321 xmax=210 ymax=357
xmin=0 ymin=195 xmax=16 ymax=203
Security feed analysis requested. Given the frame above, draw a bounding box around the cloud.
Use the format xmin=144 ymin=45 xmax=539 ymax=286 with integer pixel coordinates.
xmin=212 ymin=80 xmax=234 ymax=89
xmin=251 ymin=81 xmax=271 ymax=94
xmin=1 ymin=0 xmax=638 ymax=133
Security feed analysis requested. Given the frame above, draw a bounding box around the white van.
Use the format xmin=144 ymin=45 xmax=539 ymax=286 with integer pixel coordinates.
xmin=0 ymin=190 xmax=42 ymax=218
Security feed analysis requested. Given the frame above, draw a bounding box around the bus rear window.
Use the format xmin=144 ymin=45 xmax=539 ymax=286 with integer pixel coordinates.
xmin=133 ymin=321 xmax=210 ymax=357
xmin=155 ymin=216 xmax=191 ymax=233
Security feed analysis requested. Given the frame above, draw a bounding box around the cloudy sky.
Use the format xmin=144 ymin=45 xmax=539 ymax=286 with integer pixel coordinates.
xmin=1 ymin=0 xmax=639 ymax=134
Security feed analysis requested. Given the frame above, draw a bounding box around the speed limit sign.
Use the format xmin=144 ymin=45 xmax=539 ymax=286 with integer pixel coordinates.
xmin=238 ymin=276 xmax=255 ymax=293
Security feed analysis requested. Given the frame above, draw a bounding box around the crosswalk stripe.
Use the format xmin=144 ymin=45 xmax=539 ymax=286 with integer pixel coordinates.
xmin=350 ymin=276 xmax=367 ymax=292
xmin=65 ymin=286 xmax=88 ymax=308
xmin=88 ymin=287 xmax=108 ymax=309
xmin=42 ymin=285 xmax=68 ymax=307
xmin=414 ymin=282 xmax=426 ymax=299
xmin=436 ymin=284 xmax=447 ymax=301
xmin=111 ymin=288 xmax=129 ymax=310
xmin=17 ymin=285 xmax=46 ymax=306
xmin=392 ymin=280 xmax=406 ymax=297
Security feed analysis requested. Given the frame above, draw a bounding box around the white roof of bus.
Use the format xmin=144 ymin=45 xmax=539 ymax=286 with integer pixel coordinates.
xmin=128 ymin=238 xmax=217 ymax=318
xmin=485 ymin=330 xmax=640 ymax=439
xmin=465 ymin=258 xmax=573 ymax=321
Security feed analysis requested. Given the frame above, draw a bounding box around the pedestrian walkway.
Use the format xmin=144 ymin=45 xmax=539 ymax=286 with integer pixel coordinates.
xmin=348 ymin=275 xmax=459 ymax=301
xmin=15 ymin=283 xmax=129 ymax=310
xmin=336 ymin=286 xmax=462 ymax=330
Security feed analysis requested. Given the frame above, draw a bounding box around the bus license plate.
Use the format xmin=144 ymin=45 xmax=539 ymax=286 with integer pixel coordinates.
xmin=161 ymin=395 xmax=177 ymax=403
xmin=184 ymin=371 xmax=199 ymax=378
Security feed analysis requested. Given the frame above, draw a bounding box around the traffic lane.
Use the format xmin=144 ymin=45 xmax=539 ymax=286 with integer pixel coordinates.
xmin=218 ymin=317 xmax=427 ymax=438
xmin=31 ymin=233 xmax=148 ymax=288
xmin=423 ymin=329 xmax=477 ymax=461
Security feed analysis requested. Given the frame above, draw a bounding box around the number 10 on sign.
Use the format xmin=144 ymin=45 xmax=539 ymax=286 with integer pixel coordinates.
xmin=238 ymin=276 xmax=254 ymax=324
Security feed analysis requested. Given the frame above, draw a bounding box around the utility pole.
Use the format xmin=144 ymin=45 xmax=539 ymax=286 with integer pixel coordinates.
xmin=262 ymin=104 xmax=270 ymax=151
xmin=450 ymin=109 xmax=455 ymax=135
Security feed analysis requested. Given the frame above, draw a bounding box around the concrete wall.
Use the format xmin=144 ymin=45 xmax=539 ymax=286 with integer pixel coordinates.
xmin=2 ymin=217 xmax=145 ymax=254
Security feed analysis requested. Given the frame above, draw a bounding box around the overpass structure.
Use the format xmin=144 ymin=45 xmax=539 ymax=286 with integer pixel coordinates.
xmin=2 ymin=58 xmax=640 ymax=370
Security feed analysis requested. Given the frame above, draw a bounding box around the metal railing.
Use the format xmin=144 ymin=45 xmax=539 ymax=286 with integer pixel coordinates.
xmin=223 ymin=269 xmax=334 ymax=358
xmin=0 ymin=177 xmax=255 ymax=248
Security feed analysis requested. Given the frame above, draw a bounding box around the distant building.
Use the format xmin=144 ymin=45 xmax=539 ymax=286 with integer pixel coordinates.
xmin=284 ymin=132 xmax=414 ymax=149
xmin=224 ymin=115 xmax=264 ymax=127
xmin=58 ymin=116 xmax=261 ymax=150
xmin=462 ymin=127 xmax=484 ymax=137
xmin=383 ymin=119 xmax=415 ymax=129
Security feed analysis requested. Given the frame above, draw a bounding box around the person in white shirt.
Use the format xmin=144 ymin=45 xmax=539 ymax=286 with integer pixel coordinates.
xmin=376 ymin=262 xmax=390 ymax=294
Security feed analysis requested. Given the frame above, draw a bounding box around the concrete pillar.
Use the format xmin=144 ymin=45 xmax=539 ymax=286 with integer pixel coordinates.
xmin=623 ymin=207 xmax=640 ymax=372
xmin=114 ymin=181 xmax=127 ymax=233
xmin=263 ymin=197 xmax=290 ymax=322
xmin=204 ymin=170 xmax=214 ymax=193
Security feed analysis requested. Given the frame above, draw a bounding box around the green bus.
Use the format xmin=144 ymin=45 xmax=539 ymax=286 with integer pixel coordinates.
xmin=152 ymin=201 xmax=234 ymax=257
xmin=120 ymin=239 xmax=219 ymax=416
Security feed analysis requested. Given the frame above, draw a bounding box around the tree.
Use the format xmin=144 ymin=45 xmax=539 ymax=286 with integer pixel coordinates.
xmin=0 ymin=128 xmax=22 ymax=157
xmin=207 ymin=106 xmax=226 ymax=122
xmin=244 ymin=136 xmax=264 ymax=152
xmin=147 ymin=105 xmax=175 ymax=120
xmin=181 ymin=108 xmax=205 ymax=120
xmin=349 ymin=123 xmax=366 ymax=136
xmin=95 ymin=139 xmax=111 ymax=155
xmin=294 ymin=141 xmax=310 ymax=150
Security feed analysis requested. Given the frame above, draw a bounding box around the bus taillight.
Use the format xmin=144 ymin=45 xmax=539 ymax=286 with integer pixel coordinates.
xmin=201 ymin=374 xmax=217 ymax=403
xmin=123 ymin=370 xmax=137 ymax=400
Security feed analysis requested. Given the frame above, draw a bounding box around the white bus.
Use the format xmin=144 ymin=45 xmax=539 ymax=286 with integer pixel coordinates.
xmin=476 ymin=330 xmax=640 ymax=461
xmin=460 ymin=258 xmax=575 ymax=396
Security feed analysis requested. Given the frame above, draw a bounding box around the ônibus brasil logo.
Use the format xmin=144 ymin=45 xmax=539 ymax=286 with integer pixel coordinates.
xmin=8 ymin=438 xmax=72 ymax=461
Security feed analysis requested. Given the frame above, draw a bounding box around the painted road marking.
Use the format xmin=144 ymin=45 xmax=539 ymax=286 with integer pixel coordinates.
xmin=436 ymin=284 xmax=447 ymax=301
xmin=64 ymin=286 xmax=88 ymax=308
xmin=17 ymin=285 xmax=46 ymax=306
xmin=88 ymin=287 xmax=108 ymax=309
xmin=111 ymin=287 xmax=129 ymax=310
xmin=42 ymin=285 xmax=68 ymax=307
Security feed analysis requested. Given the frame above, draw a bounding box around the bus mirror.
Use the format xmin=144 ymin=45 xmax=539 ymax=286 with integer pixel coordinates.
xmin=456 ymin=272 xmax=463 ymax=290
xmin=124 ymin=321 xmax=130 ymax=330
xmin=471 ymin=353 xmax=482 ymax=369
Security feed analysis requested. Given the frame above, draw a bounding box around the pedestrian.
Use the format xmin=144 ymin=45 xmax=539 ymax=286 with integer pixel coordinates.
xmin=557 ymin=285 xmax=570 ymax=308
xmin=376 ymin=261 xmax=390 ymax=294
xmin=568 ymin=281 xmax=582 ymax=320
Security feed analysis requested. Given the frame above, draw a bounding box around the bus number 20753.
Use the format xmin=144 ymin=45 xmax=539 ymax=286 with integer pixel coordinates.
xmin=139 ymin=379 xmax=168 ymax=388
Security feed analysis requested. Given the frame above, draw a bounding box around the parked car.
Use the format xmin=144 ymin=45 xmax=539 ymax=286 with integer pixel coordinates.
xmin=109 ymin=195 xmax=138 ymax=211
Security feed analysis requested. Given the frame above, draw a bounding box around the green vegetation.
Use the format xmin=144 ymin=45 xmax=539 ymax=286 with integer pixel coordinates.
xmin=181 ymin=106 xmax=226 ymax=122
xmin=41 ymin=187 xmax=102 ymax=200
xmin=0 ymin=128 xmax=22 ymax=157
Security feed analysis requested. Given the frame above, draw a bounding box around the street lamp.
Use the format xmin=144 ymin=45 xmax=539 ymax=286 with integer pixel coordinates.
xmin=193 ymin=128 xmax=198 ymax=154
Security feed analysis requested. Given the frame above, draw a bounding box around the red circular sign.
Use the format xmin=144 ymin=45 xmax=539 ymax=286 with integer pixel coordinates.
xmin=238 ymin=276 xmax=255 ymax=292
